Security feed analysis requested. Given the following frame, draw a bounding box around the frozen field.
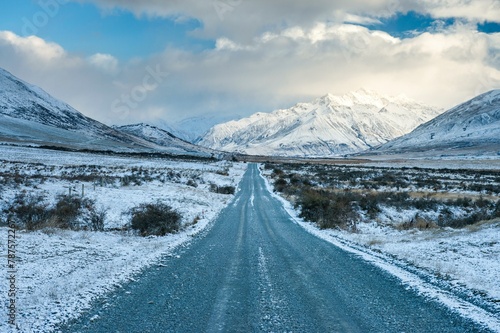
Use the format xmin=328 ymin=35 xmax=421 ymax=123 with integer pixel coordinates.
xmin=0 ymin=146 xmax=247 ymax=332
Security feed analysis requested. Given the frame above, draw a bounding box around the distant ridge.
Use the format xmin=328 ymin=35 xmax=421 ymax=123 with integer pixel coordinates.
xmin=0 ymin=68 xmax=215 ymax=157
xmin=115 ymin=123 xmax=218 ymax=157
xmin=372 ymin=90 xmax=500 ymax=157
xmin=199 ymin=89 xmax=442 ymax=157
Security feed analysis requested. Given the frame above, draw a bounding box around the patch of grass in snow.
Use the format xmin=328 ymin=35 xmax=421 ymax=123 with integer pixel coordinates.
xmin=264 ymin=163 xmax=500 ymax=231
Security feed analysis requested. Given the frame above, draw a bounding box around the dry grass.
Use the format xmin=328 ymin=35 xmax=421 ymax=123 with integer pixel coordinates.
xmin=395 ymin=217 xmax=438 ymax=231
xmin=466 ymin=218 xmax=500 ymax=232
xmin=367 ymin=238 xmax=384 ymax=246
xmin=409 ymin=191 xmax=498 ymax=201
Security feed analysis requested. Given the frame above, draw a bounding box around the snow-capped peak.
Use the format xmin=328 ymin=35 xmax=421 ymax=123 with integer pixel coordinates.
xmin=314 ymin=89 xmax=421 ymax=110
xmin=375 ymin=89 xmax=500 ymax=157
xmin=199 ymin=90 xmax=441 ymax=157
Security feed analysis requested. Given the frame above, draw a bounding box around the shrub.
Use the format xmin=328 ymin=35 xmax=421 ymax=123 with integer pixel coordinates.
xmin=186 ymin=179 xmax=198 ymax=188
xmin=7 ymin=193 xmax=105 ymax=231
xmin=209 ymin=184 xmax=235 ymax=195
xmin=298 ymin=189 xmax=358 ymax=230
xmin=274 ymin=178 xmax=288 ymax=192
xmin=272 ymin=168 xmax=284 ymax=177
xmin=90 ymin=206 xmax=106 ymax=231
xmin=51 ymin=195 xmax=84 ymax=229
xmin=218 ymin=186 xmax=235 ymax=195
xmin=359 ymin=194 xmax=381 ymax=219
xmin=7 ymin=193 xmax=50 ymax=230
xmin=397 ymin=215 xmax=437 ymax=230
xmin=129 ymin=202 xmax=181 ymax=236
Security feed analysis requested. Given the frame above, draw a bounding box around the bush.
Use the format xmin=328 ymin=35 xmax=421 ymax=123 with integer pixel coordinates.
xmin=274 ymin=178 xmax=288 ymax=192
xmin=209 ymin=184 xmax=235 ymax=195
xmin=129 ymin=202 xmax=181 ymax=236
xmin=51 ymin=195 xmax=103 ymax=230
xmin=90 ymin=207 xmax=106 ymax=231
xmin=298 ymin=189 xmax=358 ymax=230
xmin=7 ymin=193 xmax=50 ymax=230
xmin=186 ymin=179 xmax=198 ymax=188
xmin=7 ymin=193 xmax=105 ymax=231
xmin=218 ymin=186 xmax=235 ymax=195
xmin=51 ymin=195 xmax=83 ymax=229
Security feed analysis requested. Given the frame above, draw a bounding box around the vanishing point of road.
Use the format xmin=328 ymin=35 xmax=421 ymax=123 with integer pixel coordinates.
xmin=63 ymin=164 xmax=489 ymax=332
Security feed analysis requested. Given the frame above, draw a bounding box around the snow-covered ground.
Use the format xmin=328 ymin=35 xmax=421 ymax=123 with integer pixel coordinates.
xmin=0 ymin=146 xmax=247 ymax=332
xmin=361 ymin=155 xmax=500 ymax=170
xmin=261 ymin=166 xmax=500 ymax=332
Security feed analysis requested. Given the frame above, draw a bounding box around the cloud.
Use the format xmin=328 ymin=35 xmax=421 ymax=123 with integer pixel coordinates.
xmin=0 ymin=20 xmax=499 ymax=133
xmin=87 ymin=53 xmax=119 ymax=74
xmin=0 ymin=31 xmax=68 ymax=63
xmin=71 ymin=0 xmax=500 ymax=44
xmin=404 ymin=0 xmax=500 ymax=23
xmin=70 ymin=0 xmax=400 ymax=42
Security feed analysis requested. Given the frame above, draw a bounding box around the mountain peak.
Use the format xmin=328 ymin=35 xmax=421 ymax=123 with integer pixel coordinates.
xmin=200 ymin=90 xmax=440 ymax=157
xmin=314 ymin=89 xmax=421 ymax=110
xmin=376 ymin=90 xmax=500 ymax=157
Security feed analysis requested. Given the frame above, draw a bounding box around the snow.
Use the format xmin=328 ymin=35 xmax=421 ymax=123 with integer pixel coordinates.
xmin=0 ymin=147 xmax=247 ymax=332
xmin=376 ymin=90 xmax=500 ymax=157
xmin=115 ymin=123 xmax=217 ymax=158
xmin=199 ymin=89 xmax=441 ymax=157
xmin=0 ymin=69 xmax=215 ymax=156
xmin=260 ymin=166 xmax=500 ymax=332
xmin=363 ymin=156 xmax=500 ymax=170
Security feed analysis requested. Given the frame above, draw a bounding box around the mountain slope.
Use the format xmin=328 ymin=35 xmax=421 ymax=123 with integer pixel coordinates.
xmin=0 ymin=68 xmax=213 ymax=157
xmin=115 ymin=123 xmax=218 ymax=157
xmin=373 ymin=90 xmax=500 ymax=157
xmin=199 ymin=89 xmax=441 ymax=157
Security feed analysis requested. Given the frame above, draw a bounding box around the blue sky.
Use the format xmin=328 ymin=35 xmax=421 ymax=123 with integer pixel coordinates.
xmin=374 ymin=11 xmax=500 ymax=37
xmin=2 ymin=1 xmax=499 ymax=60
xmin=0 ymin=0 xmax=499 ymax=132
xmin=0 ymin=0 xmax=213 ymax=59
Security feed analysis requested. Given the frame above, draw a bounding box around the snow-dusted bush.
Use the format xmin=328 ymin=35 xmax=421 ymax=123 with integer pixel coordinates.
xmin=208 ymin=184 xmax=235 ymax=195
xmin=298 ymin=189 xmax=358 ymax=230
xmin=6 ymin=192 xmax=50 ymax=230
xmin=129 ymin=202 xmax=181 ymax=236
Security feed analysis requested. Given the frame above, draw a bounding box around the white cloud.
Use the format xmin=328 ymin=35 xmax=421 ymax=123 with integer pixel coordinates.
xmin=71 ymin=0 xmax=500 ymax=44
xmin=87 ymin=53 xmax=119 ymax=74
xmin=411 ymin=0 xmax=500 ymax=23
xmin=342 ymin=13 xmax=382 ymax=26
xmin=0 ymin=31 xmax=68 ymax=63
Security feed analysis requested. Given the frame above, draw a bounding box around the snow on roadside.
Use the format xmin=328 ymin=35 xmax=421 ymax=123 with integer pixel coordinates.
xmin=0 ymin=148 xmax=247 ymax=332
xmin=259 ymin=166 xmax=500 ymax=332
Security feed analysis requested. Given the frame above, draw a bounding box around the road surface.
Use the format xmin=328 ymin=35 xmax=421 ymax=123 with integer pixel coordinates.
xmin=62 ymin=164 xmax=488 ymax=332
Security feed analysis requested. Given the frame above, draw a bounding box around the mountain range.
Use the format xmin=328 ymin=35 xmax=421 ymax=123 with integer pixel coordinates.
xmin=0 ymin=68 xmax=214 ymax=157
xmin=198 ymin=89 xmax=442 ymax=157
xmin=373 ymin=90 xmax=500 ymax=157
xmin=1 ymin=67 xmax=498 ymax=159
xmin=115 ymin=123 xmax=218 ymax=157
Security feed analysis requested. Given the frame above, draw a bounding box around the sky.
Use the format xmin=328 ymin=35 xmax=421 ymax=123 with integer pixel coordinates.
xmin=0 ymin=0 xmax=499 ymax=135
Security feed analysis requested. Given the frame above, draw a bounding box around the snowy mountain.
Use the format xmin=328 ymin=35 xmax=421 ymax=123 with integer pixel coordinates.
xmin=374 ymin=90 xmax=500 ymax=157
xmin=199 ymin=89 xmax=442 ymax=157
xmin=0 ymin=68 xmax=214 ymax=157
xmin=153 ymin=115 xmax=241 ymax=143
xmin=115 ymin=123 xmax=219 ymax=157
